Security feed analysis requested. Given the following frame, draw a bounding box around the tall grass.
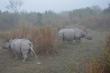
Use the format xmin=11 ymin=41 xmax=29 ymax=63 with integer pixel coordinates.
xmin=84 ymin=60 xmax=104 ymax=73
xmin=34 ymin=26 xmax=57 ymax=55
xmin=103 ymin=34 xmax=110 ymax=73
xmin=8 ymin=25 xmax=32 ymax=39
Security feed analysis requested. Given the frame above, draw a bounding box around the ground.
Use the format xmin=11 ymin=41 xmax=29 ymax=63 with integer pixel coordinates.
xmin=0 ymin=30 xmax=108 ymax=73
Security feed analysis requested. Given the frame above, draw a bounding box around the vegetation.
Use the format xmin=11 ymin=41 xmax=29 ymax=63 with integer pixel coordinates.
xmin=0 ymin=4 xmax=110 ymax=31
xmin=103 ymin=35 xmax=110 ymax=73
xmin=83 ymin=34 xmax=110 ymax=73
xmin=0 ymin=0 xmax=110 ymax=73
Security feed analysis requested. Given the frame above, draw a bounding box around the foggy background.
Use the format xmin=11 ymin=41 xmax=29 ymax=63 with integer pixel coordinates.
xmin=0 ymin=0 xmax=109 ymax=12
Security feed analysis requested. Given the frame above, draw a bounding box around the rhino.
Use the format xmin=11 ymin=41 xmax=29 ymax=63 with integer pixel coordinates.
xmin=4 ymin=39 xmax=37 ymax=62
xmin=58 ymin=28 xmax=92 ymax=42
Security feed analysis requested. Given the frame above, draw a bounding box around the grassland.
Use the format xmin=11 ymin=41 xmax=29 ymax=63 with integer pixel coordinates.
xmin=0 ymin=29 xmax=108 ymax=73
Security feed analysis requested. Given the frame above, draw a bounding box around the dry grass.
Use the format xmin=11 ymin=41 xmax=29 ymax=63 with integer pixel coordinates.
xmin=8 ymin=26 xmax=32 ymax=39
xmin=103 ymin=34 xmax=110 ymax=73
xmin=84 ymin=60 xmax=104 ymax=73
xmin=33 ymin=26 xmax=57 ymax=55
xmin=0 ymin=32 xmax=10 ymax=40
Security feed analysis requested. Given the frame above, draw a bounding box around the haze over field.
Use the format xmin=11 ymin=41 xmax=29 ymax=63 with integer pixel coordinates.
xmin=0 ymin=0 xmax=110 ymax=73
xmin=0 ymin=0 xmax=109 ymax=12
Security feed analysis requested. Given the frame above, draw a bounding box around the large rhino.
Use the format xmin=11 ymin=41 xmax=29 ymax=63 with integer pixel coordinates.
xmin=58 ymin=28 xmax=92 ymax=42
xmin=4 ymin=39 xmax=37 ymax=62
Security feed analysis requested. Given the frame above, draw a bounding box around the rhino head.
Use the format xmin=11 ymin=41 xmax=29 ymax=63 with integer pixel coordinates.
xmin=81 ymin=29 xmax=92 ymax=40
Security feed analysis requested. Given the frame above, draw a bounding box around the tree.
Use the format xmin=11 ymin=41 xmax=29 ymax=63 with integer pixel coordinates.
xmin=103 ymin=3 xmax=110 ymax=13
xmin=37 ymin=13 xmax=42 ymax=25
xmin=91 ymin=6 xmax=102 ymax=13
xmin=6 ymin=0 xmax=23 ymax=12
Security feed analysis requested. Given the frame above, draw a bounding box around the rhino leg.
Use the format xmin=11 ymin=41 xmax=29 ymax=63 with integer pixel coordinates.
xmin=22 ymin=50 xmax=28 ymax=62
xmin=23 ymin=55 xmax=27 ymax=62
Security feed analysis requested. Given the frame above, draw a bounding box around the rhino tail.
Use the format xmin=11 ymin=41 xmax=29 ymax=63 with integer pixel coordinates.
xmin=29 ymin=43 xmax=37 ymax=57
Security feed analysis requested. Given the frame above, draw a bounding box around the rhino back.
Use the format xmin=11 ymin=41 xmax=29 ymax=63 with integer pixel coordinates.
xmin=59 ymin=29 xmax=75 ymax=41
